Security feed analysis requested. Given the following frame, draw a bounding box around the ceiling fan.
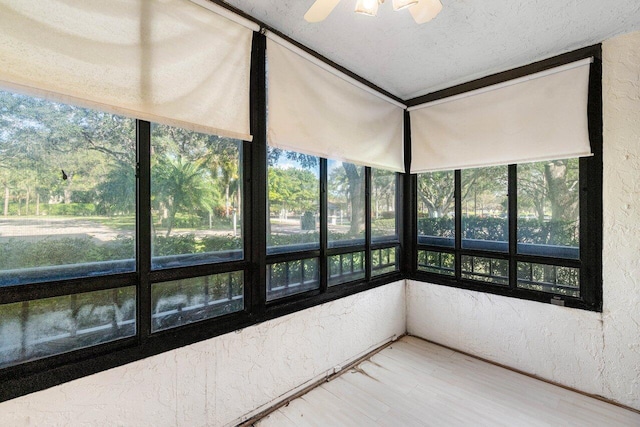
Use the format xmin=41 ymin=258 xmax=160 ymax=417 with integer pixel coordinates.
xmin=304 ymin=0 xmax=443 ymax=24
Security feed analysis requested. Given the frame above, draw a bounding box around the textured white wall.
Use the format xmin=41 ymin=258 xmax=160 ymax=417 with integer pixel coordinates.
xmin=408 ymin=30 xmax=640 ymax=410
xmin=601 ymin=30 xmax=640 ymax=409
xmin=0 ymin=281 xmax=406 ymax=427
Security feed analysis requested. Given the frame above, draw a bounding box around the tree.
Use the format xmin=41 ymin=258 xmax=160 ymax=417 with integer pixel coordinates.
xmin=417 ymin=171 xmax=455 ymax=218
xmin=544 ymin=159 xmax=579 ymax=222
xmin=153 ymin=156 xmax=218 ymax=237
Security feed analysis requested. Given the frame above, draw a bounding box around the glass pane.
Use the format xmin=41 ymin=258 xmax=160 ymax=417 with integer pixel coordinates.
xmin=517 ymin=263 xmax=580 ymax=297
xmin=151 ymin=124 xmax=242 ymax=269
xmin=417 ymin=171 xmax=455 ymax=248
xmin=267 ymin=148 xmax=319 ymax=254
xmin=517 ymin=159 xmax=580 ymax=259
xmin=328 ymin=160 xmax=365 ymax=247
xmin=0 ymin=90 xmax=135 ymax=286
xmin=372 ymin=247 xmax=398 ymax=276
xmin=418 ymin=250 xmax=455 ymax=276
xmin=371 ymin=169 xmax=397 ymax=240
xmin=267 ymin=258 xmax=320 ymax=301
xmin=152 ymin=271 xmax=243 ymax=332
xmin=461 ymin=256 xmax=509 ymax=285
xmin=329 ymin=251 xmax=365 ymax=286
xmin=461 ymin=166 xmax=508 ymax=252
xmin=0 ymin=287 xmax=136 ymax=368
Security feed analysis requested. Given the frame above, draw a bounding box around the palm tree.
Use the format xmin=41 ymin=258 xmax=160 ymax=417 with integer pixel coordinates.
xmin=153 ymin=156 xmax=217 ymax=237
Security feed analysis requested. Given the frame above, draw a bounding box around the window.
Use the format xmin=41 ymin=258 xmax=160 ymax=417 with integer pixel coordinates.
xmin=150 ymin=124 xmax=243 ymax=269
xmin=372 ymin=168 xmax=398 ymax=241
xmin=328 ymin=160 xmax=365 ymax=247
xmin=0 ymin=90 xmax=138 ymax=367
xmin=0 ymin=89 xmax=249 ymax=368
xmin=267 ymin=148 xmax=319 ymax=254
xmin=416 ymin=157 xmax=600 ymax=309
xmin=264 ymin=149 xmax=401 ymax=301
xmin=0 ymin=90 xmax=136 ymax=286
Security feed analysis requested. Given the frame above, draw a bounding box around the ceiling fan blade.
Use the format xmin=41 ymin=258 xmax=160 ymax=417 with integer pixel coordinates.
xmin=409 ymin=0 xmax=443 ymax=24
xmin=304 ymin=0 xmax=342 ymax=23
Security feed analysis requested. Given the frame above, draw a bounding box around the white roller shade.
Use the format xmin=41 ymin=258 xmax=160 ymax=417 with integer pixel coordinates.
xmin=266 ymin=35 xmax=405 ymax=172
xmin=0 ymin=0 xmax=253 ymax=141
xmin=410 ymin=59 xmax=593 ymax=173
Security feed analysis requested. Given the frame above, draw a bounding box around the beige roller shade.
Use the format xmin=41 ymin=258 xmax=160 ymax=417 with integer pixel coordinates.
xmin=0 ymin=0 xmax=253 ymax=141
xmin=266 ymin=35 xmax=405 ymax=172
xmin=410 ymin=58 xmax=593 ymax=173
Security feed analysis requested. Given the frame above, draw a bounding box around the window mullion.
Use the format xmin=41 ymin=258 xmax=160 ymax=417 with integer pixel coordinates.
xmin=508 ymin=164 xmax=517 ymax=290
xmin=136 ymin=119 xmax=152 ymax=343
xmin=320 ymin=158 xmax=328 ymax=293
xmin=249 ymin=31 xmax=267 ymax=316
xmin=454 ymin=169 xmax=462 ymax=279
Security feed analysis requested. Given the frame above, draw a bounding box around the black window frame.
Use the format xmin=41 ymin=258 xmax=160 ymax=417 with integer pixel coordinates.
xmin=0 ymin=30 xmax=404 ymax=402
xmin=406 ymin=45 xmax=603 ymax=312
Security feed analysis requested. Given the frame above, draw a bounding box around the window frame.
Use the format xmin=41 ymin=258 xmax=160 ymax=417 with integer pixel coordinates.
xmin=0 ymin=31 xmax=404 ymax=402
xmin=407 ymin=45 xmax=603 ymax=312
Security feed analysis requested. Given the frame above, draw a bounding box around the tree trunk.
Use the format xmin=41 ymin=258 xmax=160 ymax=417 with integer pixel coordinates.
xmin=3 ymin=185 xmax=9 ymax=216
xmin=342 ymin=164 xmax=364 ymax=235
xmin=36 ymin=193 xmax=40 ymax=216
xmin=165 ymin=210 xmax=175 ymax=238
xmin=64 ymin=188 xmax=72 ymax=204
xmin=25 ymin=187 xmax=30 ymax=216
xmin=225 ymin=184 xmax=230 ymax=218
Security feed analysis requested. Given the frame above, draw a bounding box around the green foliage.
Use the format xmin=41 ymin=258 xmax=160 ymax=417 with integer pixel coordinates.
xmin=371 ymin=218 xmax=396 ymax=234
xmin=153 ymin=234 xmax=241 ymax=256
xmin=268 ymin=167 xmax=318 ymax=215
xmin=0 ymin=233 xmax=246 ymax=272
xmin=300 ymin=211 xmax=316 ymax=230
xmin=46 ymin=203 xmax=97 ymax=216
xmin=0 ymin=236 xmax=133 ymax=270
xmin=268 ymin=232 xmax=320 ymax=247
xmin=418 ymin=217 xmax=578 ymax=246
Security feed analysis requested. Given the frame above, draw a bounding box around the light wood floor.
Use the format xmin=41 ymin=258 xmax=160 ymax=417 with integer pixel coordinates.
xmin=255 ymin=336 xmax=640 ymax=426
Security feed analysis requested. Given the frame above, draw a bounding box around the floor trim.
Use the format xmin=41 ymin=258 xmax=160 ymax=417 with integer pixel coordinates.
xmin=239 ymin=334 xmax=406 ymax=427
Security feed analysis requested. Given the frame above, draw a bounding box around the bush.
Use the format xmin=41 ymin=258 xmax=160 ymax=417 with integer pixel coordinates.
xmin=418 ymin=217 xmax=578 ymax=246
xmin=153 ymin=234 xmax=200 ymax=256
xmin=300 ymin=211 xmax=315 ymax=230
xmin=201 ymin=235 xmax=242 ymax=252
xmin=46 ymin=203 xmax=96 ymax=216
xmin=0 ymin=236 xmax=134 ymax=270
xmin=380 ymin=211 xmax=396 ymax=219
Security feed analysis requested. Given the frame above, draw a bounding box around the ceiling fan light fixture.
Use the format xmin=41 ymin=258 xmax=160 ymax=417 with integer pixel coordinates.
xmin=392 ymin=0 xmax=418 ymax=11
xmin=355 ymin=0 xmax=380 ymax=16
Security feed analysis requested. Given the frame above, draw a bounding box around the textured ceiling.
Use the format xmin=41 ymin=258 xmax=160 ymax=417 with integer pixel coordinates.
xmin=222 ymin=0 xmax=640 ymax=100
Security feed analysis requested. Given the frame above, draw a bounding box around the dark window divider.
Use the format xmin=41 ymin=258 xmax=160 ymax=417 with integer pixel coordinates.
xmin=365 ymin=167 xmax=372 ymax=282
xmin=326 ymin=245 xmax=366 ymax=257
xmin=508 ymin=164 xmax=518 ymax=291
xmin=148 ymin=260 xmax=248 ymax=283
xmin=137 ymin=119 xmax=152 ymax=344
xmin=371 ymin=241 xmax=400 ymax=251
xmin=401 ymin=111 xmax=415 ymax=278
xmin=0 ymin=273 xmax=137 ymax=305
xmin=249 ymin=31 xmax=268 ymax=319
xmin=454 ymin=169 xmax=462 ymax=280
xmin=266 ymin=250 xmax=322 ymax=265
xmin=319 ymin=158 xmax=328 ymax=294
xmin=582 ymin=46 xmax=603 ymax=311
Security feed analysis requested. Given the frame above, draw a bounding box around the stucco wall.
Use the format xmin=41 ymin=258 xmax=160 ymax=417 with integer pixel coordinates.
xmin=0 ymin=281 xmax=406 ymax=427
xmin=408 ymin=30 xmax=640 ymax=410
